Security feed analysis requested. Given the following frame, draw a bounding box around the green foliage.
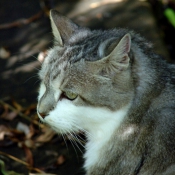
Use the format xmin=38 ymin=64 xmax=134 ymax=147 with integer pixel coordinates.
xmin=0 ymin=160 xmax=23 ymax=175
xmin=164 ymin=8 xmax=175 ymax=28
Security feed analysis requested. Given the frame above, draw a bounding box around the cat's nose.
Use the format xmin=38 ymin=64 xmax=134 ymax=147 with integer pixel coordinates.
xmin=38 ymin=112 xmax=47 ymax=119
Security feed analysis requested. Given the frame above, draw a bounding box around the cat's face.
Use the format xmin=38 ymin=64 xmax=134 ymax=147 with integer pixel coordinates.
xmin=37 ymin=10 xmax=134 ymax=134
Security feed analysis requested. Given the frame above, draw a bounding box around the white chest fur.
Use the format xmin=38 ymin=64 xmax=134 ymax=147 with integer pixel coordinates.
xmin=83 ymin=107 xmax=129 ymax=170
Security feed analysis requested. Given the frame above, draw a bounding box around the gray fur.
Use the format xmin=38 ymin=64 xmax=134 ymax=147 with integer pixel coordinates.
xmin=37 ymin=10 xmax=175 ymax=175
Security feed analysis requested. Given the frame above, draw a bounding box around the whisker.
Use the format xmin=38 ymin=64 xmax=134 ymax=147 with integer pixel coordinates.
xmin=62 ymin=133 xmax=69 ymax=155
xmin=34 ymin=79 xmax=41 ymax=86
xmin=77 ymin=134 xmax=86 ymax=143
xmin=67 ymin=133 xmax=79 ymax=161
xmin=73 ymin=133 xmax=86 ymax=149
xmin=69 ymin=132 xmax=83 ymax=153
xmin=73 ymin=125 xmax=94 ymax=139
xmin=23 ymin=74 xmax=39 ymax=84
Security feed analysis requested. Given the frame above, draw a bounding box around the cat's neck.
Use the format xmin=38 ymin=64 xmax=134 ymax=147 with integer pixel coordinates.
xmin=83 ymin=105 xmax=130 ymax=170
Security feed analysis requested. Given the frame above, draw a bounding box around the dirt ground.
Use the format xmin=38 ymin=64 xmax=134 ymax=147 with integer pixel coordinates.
xmin=0 ymin=0 xmax=174 ymax=175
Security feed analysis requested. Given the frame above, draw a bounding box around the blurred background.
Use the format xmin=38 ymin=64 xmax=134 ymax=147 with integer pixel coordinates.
xmin=0 ymin=0 xmax=174 ymax=175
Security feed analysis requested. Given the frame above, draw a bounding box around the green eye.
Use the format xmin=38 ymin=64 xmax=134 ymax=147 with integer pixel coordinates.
xmin=64 ymin=91 xmax=78 ymax=100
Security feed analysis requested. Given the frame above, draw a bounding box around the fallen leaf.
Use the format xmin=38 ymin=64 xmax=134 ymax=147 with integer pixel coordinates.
xmin=23 ymin=144 xmax=34 ymax=166
xmin=0 ymin=104 xmax=9 ymax=119
xmin=57 ymin=155 xmax=66 ymax=165
xmin=24 ymin=104 xmax=37 ymax=116
xmin=12 ymin=99 xmax=23 ymax=111
xmin=0 ymin=125 xmax=12 ymax=140
xmin=35 ymin=127 xmax=56 ymax=143
xmin=0 ymin=47 xmax=10 ymax=59
xmin=24 ymin=139 xmax=35 ymax=149
xmin=16 ymin=122 xmax=30 ymax=136
xmin=0 ymin=103 xmax=18 ymax=121
xmin=26 ymin=124 xmax=36 ymax=139
xmin=4 ymin=111 xmax=18 ymax=121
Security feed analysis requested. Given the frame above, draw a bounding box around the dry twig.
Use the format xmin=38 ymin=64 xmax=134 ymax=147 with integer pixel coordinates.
xmin=0 ymin=151 xmax=44 ymax=173
xmin=0 ymin=11 xmax=43 ymax=30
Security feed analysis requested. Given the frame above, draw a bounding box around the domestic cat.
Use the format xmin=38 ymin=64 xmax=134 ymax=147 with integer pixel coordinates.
xmin=37 ymin=9 xmax=175 ymax=175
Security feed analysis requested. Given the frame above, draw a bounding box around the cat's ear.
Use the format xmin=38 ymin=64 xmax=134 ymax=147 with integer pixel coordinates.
xmin=105 ymin=33 xmax=131 ymax=71
xmin=50 ymin=10 xmax=79 ymax=46
xmin=95 ymin=33 xmax=131 ymax=73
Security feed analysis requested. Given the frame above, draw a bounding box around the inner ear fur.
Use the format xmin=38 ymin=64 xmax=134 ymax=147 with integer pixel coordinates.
xmin=94 ymin=33 xmax=131 ymax=73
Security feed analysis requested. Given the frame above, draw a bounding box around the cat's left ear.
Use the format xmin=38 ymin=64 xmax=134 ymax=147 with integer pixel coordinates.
xmin=50 ymin=10 xmax=79 ymax=46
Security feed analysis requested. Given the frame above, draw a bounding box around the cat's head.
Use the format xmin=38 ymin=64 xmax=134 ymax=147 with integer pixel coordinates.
xmin=37 ymin=10 xmax=134 ymax=134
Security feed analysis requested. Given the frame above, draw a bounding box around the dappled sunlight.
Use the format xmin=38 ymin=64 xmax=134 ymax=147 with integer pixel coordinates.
xmin=0 ymin=38 xmax=49 ymax=80
xmin=90 ymin=0 xmax=126 ymax=9
xmin=67 ymin=0 xmax=127 ymax=18
xmin=6 ymin=39 xmax=48 ymax=68
xmin=2 ymin=61 xmax=40 ymax=79
xmin=12 ymin=61 xmax=40 ymax=74
xmin=120 ymin=125 xmax=137 ymax=139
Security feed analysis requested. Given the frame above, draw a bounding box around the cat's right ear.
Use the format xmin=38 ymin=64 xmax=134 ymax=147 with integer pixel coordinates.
xmin=89 ymin=34 xmax=131 ymax=75
xmin=50 ymin=10 xmax=79 ymax=46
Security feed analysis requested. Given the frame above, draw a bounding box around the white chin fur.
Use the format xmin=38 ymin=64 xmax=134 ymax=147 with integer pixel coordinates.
xmin=39 ymin=99 xmax=129 ymax=169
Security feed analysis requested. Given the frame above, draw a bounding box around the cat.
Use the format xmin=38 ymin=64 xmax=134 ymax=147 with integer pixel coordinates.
xmin=37 ymin=9 xmax=175 ymax=175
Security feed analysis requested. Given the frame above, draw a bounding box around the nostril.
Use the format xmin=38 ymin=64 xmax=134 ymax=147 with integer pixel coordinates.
xmin=39 ymin=112 xmax=47 ymax=119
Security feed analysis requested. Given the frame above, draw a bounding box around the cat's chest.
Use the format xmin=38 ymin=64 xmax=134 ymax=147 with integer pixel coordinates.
xmin=83 ymin=107 xmax=129 ymax=170
xmin=84 ymin=132 xmax=109 ymax=170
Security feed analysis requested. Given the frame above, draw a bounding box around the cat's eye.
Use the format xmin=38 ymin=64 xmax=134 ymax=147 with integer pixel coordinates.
xmin=64 ymin=91 xmax=78 ymax=100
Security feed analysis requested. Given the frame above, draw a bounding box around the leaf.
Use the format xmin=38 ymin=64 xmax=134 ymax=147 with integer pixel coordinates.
xmin=24 ymin=124 xmax=35 ymax=140
xmin=0 ymin=160 xmax=24 ymax=175
xmin=0 ymin=103 xmax=17 ymax=121
xmin=24 ymin=104 xmax=37 ymax=116
xmin=0 ymin=47 xmax=10 ymax=59
xmin=23 ymin=144 xmax=33 ymax=166
xmin=24 ymin=139 xmax=35 ymax=149
xmin=164 ymin=8 xmax=175 ymax=28
xmin=11 ymin=99 xmax=23 ymax=111
xmin=5 ymin=111 xmax=18 ymax=121
xmin=16 ymin=122 xmax=30 ymax=136
xmin=0 ymin=125 xmax=12 ymax=140
xmin=56 ymin=155 xmax=66 ymax=165
xmin=35 ymin=127 xmax=56 ymax=143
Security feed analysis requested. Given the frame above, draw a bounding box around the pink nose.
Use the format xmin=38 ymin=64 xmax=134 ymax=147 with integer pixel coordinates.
xmin=39 ymin=112 xmax=47 ymax=119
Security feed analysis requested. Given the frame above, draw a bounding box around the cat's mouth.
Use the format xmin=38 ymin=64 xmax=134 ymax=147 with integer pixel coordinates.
xmin=37 ymin=106 xmax=54 ymax=120
xmin=38 ymin=112 xmax=47 ymax=119
xmin=37 ymin=110 xmax=47 ymax=122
